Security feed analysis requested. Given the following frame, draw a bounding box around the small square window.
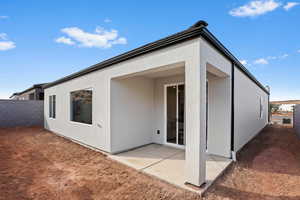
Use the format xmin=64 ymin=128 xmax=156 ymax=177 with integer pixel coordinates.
xmin=70 ymin=89 xmax=92 ymax=124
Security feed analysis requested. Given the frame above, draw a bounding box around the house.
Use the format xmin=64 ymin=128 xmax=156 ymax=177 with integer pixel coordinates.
xmin=9 ymin=93 xmax=20 ymax=100
xmin=271 ymin=100 xmax=300 ymax=112
xmin=43 ymin=20 xmax=269 ymax=187
xmin=10 ymin=83 xmax=47 ymax=100
xmin=270 ymin=100 xmax=299 ymax=125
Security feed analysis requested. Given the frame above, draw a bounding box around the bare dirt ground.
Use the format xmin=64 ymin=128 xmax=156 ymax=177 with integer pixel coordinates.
xmin=0 ymin=125 xmax=300 ymax=200
xmin=0 ymin=127 xmax=200 ymax=200
xmin=204 ymin=125 xmax=300 ymax=200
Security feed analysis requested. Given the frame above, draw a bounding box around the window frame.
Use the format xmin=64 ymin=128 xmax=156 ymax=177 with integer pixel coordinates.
xmin=259 ymin=96 xmax=263 ymax=119
xmin=49 ymin=95 xmax=56 ymax=119
xmin=69 ymin=88 xmax=93 ymax=125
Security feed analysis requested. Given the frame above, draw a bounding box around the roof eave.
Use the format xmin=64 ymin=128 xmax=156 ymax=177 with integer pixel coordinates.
xmin=200 ymin=28 xmax=269 ymax=94
xmin=16 ymin=83 xmax=48 ymax=96
xmin=43 ymin=21 xmax=269 ymax=95
xmin=43 ymin=25 xmax=206 ymax=89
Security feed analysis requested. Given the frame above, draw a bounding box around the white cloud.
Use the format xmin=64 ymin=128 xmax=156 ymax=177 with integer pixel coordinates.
xmin=254 ymin=58 xmax=269 ymax=64
xmin=0 ymin=33 xmax=15 ymax=51
xmin=253 ymin=53 xmax=288 ymax=64
xmin=283 ymin=2 xmax=300 ymax=10
xmin=56 ymin=26 xmax=127 ymax=48
xmin=229 ymin=0 xmax=281 ymax=17
xmin=55 ymin=36 xmax=75 ymax=45
xmin=104 ymin=18 xmax=112 ymax=23
xmin=279 ymin=53 xmax=288 ymax=59
xmin=0 ymin=41 xmax=16 ymax=51
xmin=0 ymin=33 xmax=8 ymax=40
xmin=0 ymin=16 xmax=9 ymax=19
xmin=266 ymin=56 xmax=277 ymax=60
xmin=239 ymin=59 xmax=248 ymax=65
xmin=111 ymin=37 xmax=127 ymax=45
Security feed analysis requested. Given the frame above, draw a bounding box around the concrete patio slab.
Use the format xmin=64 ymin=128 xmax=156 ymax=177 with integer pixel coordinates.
xmin=109 ymin=144 xmax=232 ymax=195
xmin=109 ymin=144 xmax=182 ymax=170
xmin=143 ymin=152 xmax=186 ymax=188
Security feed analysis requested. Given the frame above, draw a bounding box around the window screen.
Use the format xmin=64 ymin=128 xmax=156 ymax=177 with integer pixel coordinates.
xmin=70 ymin=89 xmax=92 ymax=124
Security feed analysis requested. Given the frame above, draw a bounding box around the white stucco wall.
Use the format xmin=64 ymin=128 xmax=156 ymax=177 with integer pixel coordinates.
xmin=110 ymin=77 xmax=155 ymax=153
xmin=45 ymin=37 xmax=206 ymax=186
xmin=109 ymin=74 xmax=184 ymax=153
xmin=234 ymin=67 xmax=269 ymax=152
xmin=44 ymin=38 xmax=202 ymax=155
xmin=207 ymin=74 xmax=231 ymax=158
xmin=43 ymin=33 xmax=269 ymax=186
xmin=201 ymin=38 xmax=232 ymax=158
xmin=44 ymin=78 xmax=110 ymax=151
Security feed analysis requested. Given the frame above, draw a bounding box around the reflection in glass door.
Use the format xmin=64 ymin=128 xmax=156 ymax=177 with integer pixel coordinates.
xmin=178 ymin=84 xmax=184 ymax=145
xmin=166 ymin=84 xmax=185 ymax=147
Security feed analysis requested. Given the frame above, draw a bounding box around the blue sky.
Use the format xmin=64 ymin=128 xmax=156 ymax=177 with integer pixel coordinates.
xmin=1 ymin=0 xmax=300 ymax=100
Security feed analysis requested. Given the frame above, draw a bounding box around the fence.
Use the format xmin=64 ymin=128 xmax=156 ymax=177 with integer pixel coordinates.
xmin=0 ymin=100 xmax=44 ymax=127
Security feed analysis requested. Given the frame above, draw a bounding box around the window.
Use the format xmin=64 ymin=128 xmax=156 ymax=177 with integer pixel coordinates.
xmin=70 ymin=89 xmax=92 ymax=124
xmin=49 ymin=95 xmax=56 ymax=118
xmin=259 ymin=96 xmax=263 ymax=119
xmin=29 ymin=93 xmax=35 ymax=100
xmin=39 ymin=92 xmax=44 ymax=100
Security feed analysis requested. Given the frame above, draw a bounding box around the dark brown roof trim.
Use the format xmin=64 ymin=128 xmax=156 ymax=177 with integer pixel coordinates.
xmin=44 ymin=20 xmax=269 ymax=95
xmin=44 ymin=21 xmax=207 ymax=89
xmin=12 ymin=83 xmax=48 ymax=97
xmin=200 ymin=28 xmax=269 ymax=94
xmin=9 ymin=92 xmax=20 ymax=98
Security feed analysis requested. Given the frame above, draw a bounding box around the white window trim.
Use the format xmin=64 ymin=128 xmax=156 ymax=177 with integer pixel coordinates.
xmin=49 ymin=95 xmax=56 ymax=119
xmin=259 ymin=96 xmax=263 ymax=119
xmin=69 ymin=88 xmax=93 ymax=125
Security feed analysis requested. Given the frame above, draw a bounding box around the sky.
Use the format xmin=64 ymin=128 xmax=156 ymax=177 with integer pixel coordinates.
xmin=1 ymin=0 xmax=300 ymax=100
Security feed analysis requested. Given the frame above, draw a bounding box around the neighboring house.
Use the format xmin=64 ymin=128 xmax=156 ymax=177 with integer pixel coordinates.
xmin=9 ymin=93 xmax=20 ymax=100
xmin=10 ymin=83 xmax=47 ymax=100
xmin=43 ymin=21 xmax=269 ymax=187
xmin=271 ymin=100 xmax=300 ymax=112
xmin=270 ymin=100 xmax=299 ymax=125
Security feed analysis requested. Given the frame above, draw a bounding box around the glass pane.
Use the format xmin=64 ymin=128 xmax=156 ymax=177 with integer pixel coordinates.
xmin=178 ymin=84 xmax=185 ymax=145
xmin=39 ymin=93 xmax=44 ymax=100
xmin=71 ymin=89 xmax=92 ymax=124
xmin=167 ymin=86 xmax=177 ymax=144
xmin=53 ymin=95 xmax=56 ymax=118
xmin=49 ymin=96 xmax=52 ymax=118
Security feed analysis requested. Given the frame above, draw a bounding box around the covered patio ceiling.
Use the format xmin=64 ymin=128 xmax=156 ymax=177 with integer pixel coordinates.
xmin=111 ymin=62 xmax=185 ymax=80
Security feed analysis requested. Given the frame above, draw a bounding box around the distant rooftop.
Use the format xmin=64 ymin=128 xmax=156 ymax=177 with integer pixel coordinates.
xmin=10 ymin=83 xmax=48 ymax=98
xmin=271 ymin=100 xmax=300 ymax=104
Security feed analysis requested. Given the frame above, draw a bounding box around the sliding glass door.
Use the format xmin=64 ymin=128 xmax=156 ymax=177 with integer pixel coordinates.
xmin=166 ymin=83 xmax=185 ymax=147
